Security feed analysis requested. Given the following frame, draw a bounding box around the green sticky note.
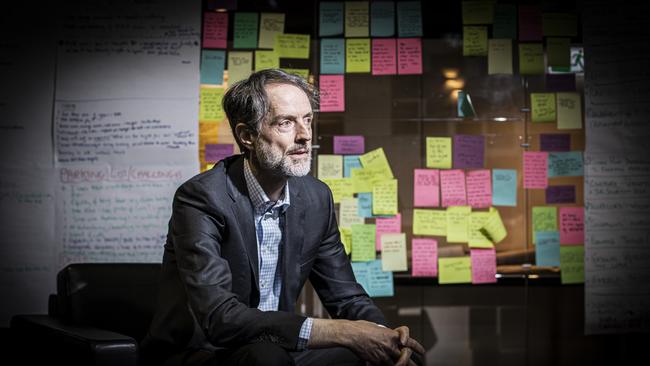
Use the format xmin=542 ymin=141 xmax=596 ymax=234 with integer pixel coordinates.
xmin=351 ymin=224 xmax=376 ymax=262
xmin=469 ymin=212 xmax=492 ymax=248
xmin=258 ymin=13 xmax=285 ymax=49
xmin=488 ymin=38 xmax=513 ymax=75
xmin=372 ymin=179 xmax=398 ymax=216
xmin=439 ymin=257 xmax=472 ymax=284
xmin=463 ymin=26 xmax=488 ymax=56
xmin=481 ymin=207 xmax=507 ymax=244
xmin=199 ymin=87 xmax=225 ymax=122
xmin=556 ymin=92 xmax=582 ymax=130
xmin=446 ymin=206 xmax=471 ymax=243
xmin=462 ymin=1 xmax=494 ymax=25
xmin=519 ymin=43 xmax=544 ymax=75
xmin=340 ymin=227 xmax=352 ymax=254
xmin=359 ymin=147 xmax=393 ymax=178
xmin=532 ymin=206 xmax=558 ymax=241
xmin=318 ymin=154 xmax=343 ymax=179
xmin=542 ymin=13 xmax=577 ymax=37
xmin=426 ymin=137 xmax=452 ymax=169
xmin=531 ymin=93 xmax=556 ymax=123
xmin=413 ymin=209 xmax=447 ymax=236
xmin=346 ymin=38 xmax=371 ymax=73
xmin=255 ymin=50 xmax=279 ymax=71
xmin=547 ymin=37 xmax=570 ymax=68
xmin=493 ymin=3 xmax=516 ymax=39
xmin=233 ymin=12 xmax=258 ymax=49
xmin=345 ymin=1 xmax=369 ymax=37
xmin=380 ymin=233 xmax=408 ymax=272
xmin=560 ymin=245 xmax=584 ymax=284
xmin=274 ymin=33 xmax=310 ymax=59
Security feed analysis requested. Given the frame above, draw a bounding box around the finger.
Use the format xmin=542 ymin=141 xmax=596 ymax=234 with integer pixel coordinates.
xmin=395 ymin=347 xmax=412 ymax=366
xmin=405 ymin=338 xmax=426 ymax=355
xmin=395 ymin=326 xmax=410 ymax=346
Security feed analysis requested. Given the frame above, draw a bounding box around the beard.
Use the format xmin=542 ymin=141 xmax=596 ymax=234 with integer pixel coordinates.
xmin=255 ymin=139 xmax=312 ymax=177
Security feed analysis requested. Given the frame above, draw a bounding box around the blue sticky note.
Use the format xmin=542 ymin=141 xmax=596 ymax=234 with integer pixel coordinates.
xmin=548 ymin=151 xmax=583 ymax=177
xmin=367 ymin=260 xmax=394 ymax=297
xmin=492 ymin=169 xmax=517 ymax=207
xmin=535 ymin=231 xmax=560 ymax=266
xmin=357 ymin=192 xmax=373 ymax=218
xmin=320 ymin=2 xmax=344 ymax=36
xmin=397 ymin=1 xmax=422 ymax=37
xmin=200 ymin=50 xmax=225 ymax=85
xmin=320 ymin=38 xmax=345 ymax=74
xmin=343 ymin=155 xmax=362 ymax=177
xmin=371 ymin=1 xmax=395 ymax=37
xmin=351 ymin=262 xmax=370 ymax=291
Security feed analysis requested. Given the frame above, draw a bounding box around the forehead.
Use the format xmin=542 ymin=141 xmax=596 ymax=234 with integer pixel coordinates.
xmin=265 ymin=83 xmax=312 ymax=117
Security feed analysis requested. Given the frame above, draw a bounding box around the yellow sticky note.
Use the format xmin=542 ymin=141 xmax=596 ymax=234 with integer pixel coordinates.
xmin=546 ymin=37 xmax=570 ymax=68
xmin=381 ymin=233 xmax=408 ymax=272
xmin=346 ymin=38 xmax=371 ymax=73
xmin=519 ymin=43 xmax=544 ymax=75
xmin=446 ymin=206 xmax=471 ymax=243
xmin=322 ymin=178 xmax=354 ymax=203
xmin=556 ymin=92 xmax=582 ymax=130
xmin=228 ymin=51 xmax=253 ymax=85
xmin=360 ymin=148 xmax=393 ymax=179
xmin=351 ymin=168 xmax=375 ymax=193
xmin=199 ymin=87 xmax=225 ymax=122
xmin=439 ymin=257 xmax=472 ymax=284
xmin=413 ymin=209 xmax=447 ymax=236
xmin=274 ymin=33 xmax=310 ymax=59
xmin=372 ymin=179 xmax=398 ymax=216
xmin=282 ymin=68 xmax=310 ymax=79
xmin=488 ymin=39 xmax=512 ymax=75
xmin=255 ymin=50 xmax=279 ymax=71
xmin=531 ymin=93 xmax=556 ymax=123
xmin=560 ymin=245 xmax=584 ymax=284
xmin=463 ymin=26 xmax=488 ymax=56
xmin=426 ymin=137 xmax=452 ymax=169
xmin=318 ymin=154 xmax=343 ymax=179
xmin=258 ymin=13 xmax=285 ymax=49
xmin=480 ymin=207 xmax=507 ymax=244
xmin=462 ymin=1 xmax=495 ymax=24
xmin=351 ymin=223 xmax=376 ymax=262
xmin=532 ymin=206 xmax=557 ymax=241
xmin=543 ymin=13 xmax=577 ymax=37
xmin=345 ymin=1 xmax=369 ymax=38
xmin=469 ymin=212 xmax=492 ymax=248
xmin=340 ymin=227 xmax=353 ymax=255
xmin=339 ymin=198 xmax=365 ymax=228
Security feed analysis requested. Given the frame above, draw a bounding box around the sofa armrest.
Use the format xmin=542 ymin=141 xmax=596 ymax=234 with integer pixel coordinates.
xmin=11 ymin=314 xmax=138 ymax=366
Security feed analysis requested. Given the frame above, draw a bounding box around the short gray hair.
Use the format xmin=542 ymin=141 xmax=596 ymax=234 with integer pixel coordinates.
xmin=223 ymin=69 xmax=318 ymax=153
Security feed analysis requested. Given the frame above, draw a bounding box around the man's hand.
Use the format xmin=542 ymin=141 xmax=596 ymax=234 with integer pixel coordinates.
xmin=393 ymin=326 xmax=425 ymax=366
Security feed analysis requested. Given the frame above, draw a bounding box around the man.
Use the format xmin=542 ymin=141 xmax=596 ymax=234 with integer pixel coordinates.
xmin=141 ymin=69 xmax=424 ymax=366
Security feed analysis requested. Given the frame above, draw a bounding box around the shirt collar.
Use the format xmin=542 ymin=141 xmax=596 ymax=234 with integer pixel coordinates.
xmin=243 ymin=158 xmax=290 ymax=214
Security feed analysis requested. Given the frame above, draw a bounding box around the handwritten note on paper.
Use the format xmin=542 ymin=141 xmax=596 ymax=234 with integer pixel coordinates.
xmin=397 ymin=38 xmax=422 ymax=75
xmin=200 ymin=87 xmax=225 ymax=122
xmin=275 ymin=34 xmax=310 ymax=59
xmin=463 ymin=26 xmax=488 ymax=56
xmin=204 ymin=143 xmax=233 ymax=163
xmin=351 ymin=168 xmax=377 ymax=193
xmin=559 ymin=207 xmax=584 ymax=245
xmin=255 ymin=50 xmax=279 ymax=71
xmin=440 ymin=169 xmax=467 ymax=207
xmin=542 ymin=13 xmax=577 ymax=37
xmin=334 ymin=136 xmax=364 ymax=155
xmin=412 ymin=238 xmax=438 ymax=277
xmin=381 ymin=233 xmax=408 ymax=272
xmin=351 ymin=224 xmax=376 ymax=262
xmin=426 ymin=137 xmax=452 ymax=169
xmin=345 ymin=1 xmax=369 ymax=37
xmin=343 ymin=155 xmax=362 ymax=177
xmin=560 ymin=245 xmax=584 ymax=284
xmin=318 ymin=154 xmax=343 ymax=179
xmin=439 ymin=257 xmax=472 ymax=284
xmin=493 ymin=3 xmax=516 ymax=39
xmin=228 ymin=51 xmax=253 ymax=85
xmin=481 ymin=207 xmax=507 ymax=244
xmin=462 ymin=0 xmax=495 ymax=24
xmin=203 ymin=12 xmax=228 ymax=49
xmin=321 ymin=38 xmax=345 ymax=74
xmin=492 ymin=169 xmax=517 ymax=207
xmin=412 ymin=209 xmax=447 ymax=236
xmin=360 ymin=148 xmax=394 ymax=178
xmin=321 ymin=178 xmax=353 ymax=203
xmin=258 ymin=13 xmax=285 ymax=49
xmin=546 ymin=37 xmax=570 ymax=67
xmin=518 ymin=4 xmax=542 ymax=41
xmin=523 ymin=151 xmax=548 ymax=189
xmin=548 ymin=152 xmax=583 ymax=177
xmin=469 ymin=212 xmax=492 ymax=248
xmin=447 ymin=206 xmax=471 ymax=243
xmin=488 ymin=39 xmax=513 ymax=75
xmin=471 ymin=248 xmax=497 ymax=284
xmin=357 ymin=192 xmax=372 ymax=217
xmin=413 ymin=169 xmax=440 ymax=207
xmin=531 ymin=93 xmax=556 ymax=122
xmin=367 ymin=259 xmax=394 ymax=297
xmin=376 ymin=213 xmax=401 ymax=250
xmin=466 ymin=170 xmax=492 ymax=209
xmin=319 ymin=1 xmax=344 ymax=37
xmin=397 ymin=1 xmax=422 ymax=37
xmin=339 ymin=198 xmax=365 ymax=228
xmin=373 ymin=179 xmax=398 ymax=216
xmin=556 ymin=92 xmax=582 ymax=130
xmin=233 ymin=12 xmax=259 ymax=49
xmin=546 ymin=185 xmax=576 ymax=204
xmin=532 ymin=206 xmax=557 ymax=240
xmin=370 ymin=1 xmax=395 ymax=37
xmin=201 ymin=50 xmax=225 ymax=85
xmin=346 ymin=38 xmax=371 ymax=73
xmin=540 ymin=134 xmax=571 ymax=152
xmin=372 ymin=38 xmax=397 ymax=75
xmin=453 ymin=134 xmax=484 ymax=169
xmin=518 ymin=43 xmax=544 ymax=75
xmin=535 ymin=231 xmax=560 ymax=266
xmin=319 ymin=75 xmax=345 ymax=112
xmin=351 ymin=261 xmax=370 ymax=289
xmin=340 ymin=227 xmax=352 ymax=254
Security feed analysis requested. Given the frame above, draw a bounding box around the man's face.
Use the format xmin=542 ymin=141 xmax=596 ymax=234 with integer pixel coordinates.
xmin=253 ymin=83 xmax=313 ymax=177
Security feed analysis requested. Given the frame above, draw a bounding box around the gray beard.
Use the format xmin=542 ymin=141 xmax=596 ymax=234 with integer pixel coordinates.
xmin=255 ymin=140 xmax=312 ymax=177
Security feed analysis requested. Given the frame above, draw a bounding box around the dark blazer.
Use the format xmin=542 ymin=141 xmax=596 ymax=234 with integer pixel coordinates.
xmin=142 ymin=155 xmax=385 ymax=364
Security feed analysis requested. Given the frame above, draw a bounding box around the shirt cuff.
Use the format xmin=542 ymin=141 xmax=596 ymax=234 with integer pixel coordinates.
xmin=296 ymin=317 xmax=313 ymax=350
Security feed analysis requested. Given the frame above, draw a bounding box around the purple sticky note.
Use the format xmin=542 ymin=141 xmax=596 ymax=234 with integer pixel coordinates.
xmin=540 ymin=134 xmax=571 ymax=152
xmin=205 ymin=143 xmax=234 ymax=162
xmin=546 ymin=185 xmax=576 ymax=204
xmin=545 ymin=74 xmax=576 ymax=92
xmin=453 ymin=135 xmax=484 ymax=169
xmin=519 ymin=5 xmax=542 ymax=41
xmin=333 ymin=135 xmax=365 ymax=155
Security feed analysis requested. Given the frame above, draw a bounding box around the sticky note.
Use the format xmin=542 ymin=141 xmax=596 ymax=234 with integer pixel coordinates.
xmin=340 ymin=227 xmax=352 ymax=254
xmin=319 ymin=75 xmax=345 ymax=112
xmin=518 ymin=43 xmax=544 ymax=75
xmin=548 ymin=152 xmax=583 ymax=177
xmin=542 ymin=13 xmax=577 ymax=37
xmin=540 ymin=134 xmax=570 ymax=152
xmin=397 ymin=38 xmax=422 ymax=75
xmin=346 ymin=38 xmax=371 ymax=73
xmin=339 ymin=198 xmax=365 ymax=228
xmin=352 ymin=261 xmax=370 ymax=289
xmin=233 ymin=12 xmax=258 ymax=49
xmin=546 ymin=37 xmax=570 ymax=68
xmin=345 ymin=1 xmax=369 ymax=37
xmin=275 ymin=34 xmax=310 ymax=59
xmin=546 ymin=185 xmax=575 ymax=204
xmin=343 ymin=155 xmax=362 ymax=177
xmin=440 ymin=169 xmax=467 ymax=207
xmin=532 ymin=206 xmax=557 ymax=240
xmin=367 ymin=259 xmax=394 ymax=296
xmin=334 ymin=136 xmax=364 ymax=155
xmin=523 ymin=151 xmax=548 ymax=189
xmin=321 ymin=178 xmax=353 ymax=203
xmin=480 ymin=207 xmax=507 ymax=244
xmin=535 ymin=231 xmax=560 ymax=266
xmin=357 ymin=192 xmax=373 ymax=218
xmin=351 ymin=168 xmax=378 ymax=193
xmin=439 ymin=257 xmax=472 ymax=284
xmin=258 ymin=13 xmax=285 ymax=49
xmin=447 ymin=206 xmax=471 ymax=243
xmin=397 ymin=1 xmax=422 ymax=37
xmin=376 ymin=213 xmax=401 ymax=250
xmin=518 ymin=4 xmax=542 ymax=41
xmin=412 ymin=238 xmax=438 ymax=277
xmin=462 ymin=1 xmax=494 ymax=24
xmin=380 ymin=233 xmax=407 ymax=271
xmin=351 ymin=224 xmax=376 ymax=262
xmin=559 ymin=207 xmax=584 ymax=245
xmin=466 ymin=169 xmax=491 ymax=209
xmin=201 ymin=50 xmax=226 ymax=85
xmin=228 ymin=51 xmax=253 ymax=85
xmin=204 ymin=143 xmax=233 ymax=163
xmin=372 ymin=38 xmax=397 ymax=75
xmin=468 ymin=212 xmax=492 ymax=248
xmin=372 ymin=179 xmax=398 ymax=216
xmin=412 ymin=209 xmax=447 ymax=236
xmin=318 ymin=154 xmax=343 ymax=179
xmin=413 ymin=169 xmax=440 ymax=207
xmin=471 ymin=248 xmax=497 ymax=284
xmin=203 ymin=12 xmax=228 ymax=49
xmin=488 ymin=39 xmax=513 ymax=75
xmin=493 ymin=3 xmax=516 ymax=39
xmin=370 ymin=1 xmax=395 ymax=37
xmin=255 ymin=50 xmax=279 ymax=71
xmin=556 ymin=92 xmax=582 ymax=130
xmin=200 ymin=87 xmax=225 ymax=122
xmin=531 ymin=93 xmax=556 ymax=122
xmin=321 ymin=38 xmax=345 ymax=74
xmin=320 ymin=2 xmax=344 ymax=36
xmin=492 ymin=169 xmax=517 ymax=207
xmin=360 ymin=148 xmax=393 ymax=179
xmin=560 ymin=245 xmax=584 ymax=284
xmin=453 ymin=134 xmax=484 ymax=169
xmin=463 ymin=26 xmax=488 ymax=56
xmin=426 ymin=137 xmax=452 ymax=169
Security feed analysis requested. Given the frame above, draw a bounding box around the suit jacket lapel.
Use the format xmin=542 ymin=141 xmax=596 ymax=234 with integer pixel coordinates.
xmin=279 ymin=177 xmax=305 ymax=312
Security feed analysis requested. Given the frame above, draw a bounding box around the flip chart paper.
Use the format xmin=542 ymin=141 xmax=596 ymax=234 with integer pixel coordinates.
xmin=471 ymin=248 xmax=497 ymax=284
xmin=412 ymin=209 xmax=447 ymax=236
xmin=469 ymin=212 xmax=492 ymax=248
xmin=540 ymin=134 xmax=570 ymax=152
xmin=542 ymin=13 xmax=578 ymax=37
xmin=426 ymin=137 xmax=452 ymax=169
xmin=413 ymin=169 xmax=440 ymax=207
xmin=258 ymin=13 xmax=285 ymax=49
xmin=397 ymin=38 xmax=422 ymax=75
xmin=492 ymin=169 xmax=517 ymax=207
xmin=453 ymin=134 xmax=484 ymax=169
xmin=227 ymin=51 xmax=253 ymax=85
xmin=518 ymin=4 xmax=542 ymax=41
xmin=548 ymin=152 xmax=583 ymax=177
xmin=203 ymin=12 xmax=228 ymax=49
xmin=233 ymin=12 xmax=258 ymax=49
xmin=381 ymin=233 xmax=408 ymax=271
xmin=318 ymin=154 xmax=343 ymax=179
xmin=357 ymin=192 xmax=373 ymax=218
xmin=321 ymin=38 xmax=345 ymax=74
xmin=275 ymin=34 xmax=310 ymax=59
xmin=447 ymin=206 xmax=471 ymax=243
xmin=531 ymin=93 xmax=556 ymax=122
xmin=397 ymin=1 xmax=422 ymax=37
xmin=546 ymin=37 xmax=570 ymax=67
xmin=519 ymin=43 xmax=544 ymax=75
xmin=439 ymin=257 xmax=472 ymax=284
xmin=360 ymin=148 xmax=393 ymax=178
xmin=343 ymin=155 xmax=362 ymax=177
xmin=201 ymin=50 xmax=225 ymax=85
xmin=559 ymin=207 xmax=584 ymax=245
xmin=319 ymin=75 xmax=345 ymax=112
xmin=372 ymin=179 xmax=398 ymax=216
xmin=493 ymin=3 xmax=516 ymax=39
xmin=440 ymin=169 xmax=467 ymax=207
xmin=321 ymin=178 xmax=353 ymax=203
xmin=463 ymin=26 xmax=488 ymax=56
xmin=462 ymin=0 xmax=495 ymax=24
xmin=346 ymin=38 xmax=371 ymax=73
xmin=480 ymin=207 xmax=507 ymax=244
xmin=372 ymin=38 xmax=397 ymax=75
xmin=535 ymin=231 xmax=560 ymax=266
xmin=466 ymin=170 xmax=491 ymax=209
xmin=339 ymin=198 xmax=365 ymax=228
xmin=334 ymin=135 xmax=364 ymax=155
xmin=351 ymin=224 xmax=376 ymax=262
xmin=367 ymin=259 xmax=394 ymax=297
xmin=340 ymin=227 xmax=352 ymax=254
xmin=523 ymin=151 xmax=548 ymax=189
xmin=204 ymin=143 xmax=233 ymax=162
xmin=560 ymin=245 xmax=584 ymax=284
xmin=319 ymin=2 xmax=344 ymax=37
xmin=255 ymin=50 xmax=279 ymax=71
xmin=345 ymin=1 xmax=369 ymax=37
xmin=532 ymin=206 xmax=557 ymax=240
xmin=556 ymin=92 xmax=582 ymax=130
xmin=545 ymin=185 xmax=575 ymax=204
xmin=488 ymin=39 xmax=513 ymax=75
xmin=412 ymin=238 xmax=438 ymax=277
xmin=199 ymin=87 xmax=225 ymax=122
xmin=376 ymin=213 xmax=401 ymax=250
xmin=370 ymin=1 xmax=395 ymax=37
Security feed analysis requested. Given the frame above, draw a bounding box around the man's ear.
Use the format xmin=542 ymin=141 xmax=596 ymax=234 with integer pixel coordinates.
xmin=235 ymin=123 xmax=256 ymax=151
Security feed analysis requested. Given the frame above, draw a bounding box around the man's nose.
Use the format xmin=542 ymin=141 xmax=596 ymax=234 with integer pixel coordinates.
xmin=295 ymin=120 xmax=312 ymax=142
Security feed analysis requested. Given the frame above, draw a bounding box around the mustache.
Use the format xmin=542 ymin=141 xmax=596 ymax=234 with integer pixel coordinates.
xmin=287 ymin=144 xmax=311 ymax=154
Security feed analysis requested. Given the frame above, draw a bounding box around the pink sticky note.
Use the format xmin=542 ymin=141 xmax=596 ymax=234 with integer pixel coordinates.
xmin=523 ymin=151 xmax=548 ymax=189
xmin=334 ymin=135 xmax=365 ymax=155
xmin=518 ymin=5 xmax=542 ymax=41
xmin=376 ymin=213 xmax=401 ymax=251
xmin=203 ymin=12 xmax=228 ymax=49
xmin=205 ymin=143 xmax=234 ymax=163
xmin=440 ymin=169 xmax=467 ymax=207
xmin=413 ymin=169 xmax=440 ymax=207
xmin=466 ymin=169 xmax=492 ymax=208
xmin=319 ymin=75 xmax=345 ymax=112
xmin=412 ymin=238 xmax=438 ymax=277
xmin=372 ymin=39 xmax=397 ymax=75
xmin=398 ymin=38 xmax=422 ymax=75
xmin=559 ymin=207 xmax=584 ymax=245
xmin=471 ymin=248 xmax=497 ymax=284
